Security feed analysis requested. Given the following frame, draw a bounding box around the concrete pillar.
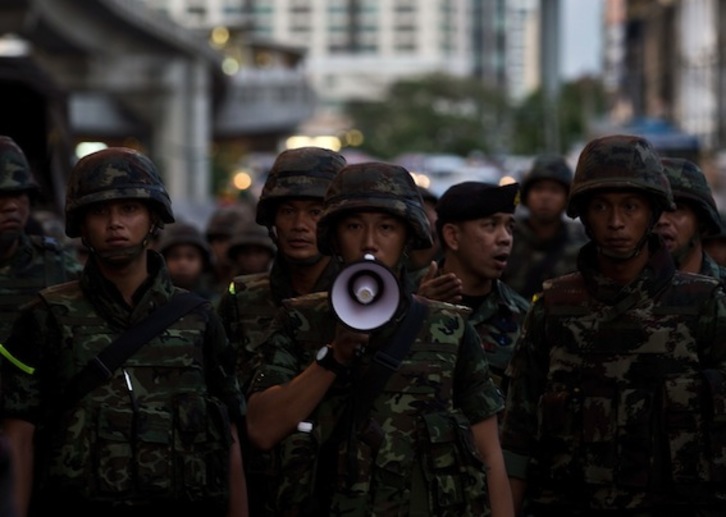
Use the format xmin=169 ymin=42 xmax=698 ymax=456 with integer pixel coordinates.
xmin=541 ymin=0 xmax=561 ymax=152
xmin=155 ymin=58 xmax=213 ymax=219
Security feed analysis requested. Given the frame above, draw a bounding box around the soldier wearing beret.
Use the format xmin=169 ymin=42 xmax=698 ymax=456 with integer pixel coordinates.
xmin=418 ymin=181 xmax=529 ymax=395
xmin=501 ymin=153 xmax=587 ymax=301
xmin=654 ymin=157 xmax=726 ymax=280
xmin=246 ymin=162 xmax=513 ymax=516
xmin=501 ymin=135 xmax=726 ymax=515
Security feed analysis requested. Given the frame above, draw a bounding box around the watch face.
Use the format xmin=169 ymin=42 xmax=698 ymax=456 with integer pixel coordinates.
xmin=316 ymin=346 xmax=328 ymax=361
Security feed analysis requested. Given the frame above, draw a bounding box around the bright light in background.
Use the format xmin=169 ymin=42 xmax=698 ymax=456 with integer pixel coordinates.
xmin=75 ymin=141 xmax=108 ymax=159
xmin=232 ymin=171 xmax=253 ymax=190
xmin=211 ymin=26 xmax=230 ymax=47
xmin=411 ymin=173 xmax=431 ymax=189
xmin=285 ymin=135 xmax=342 ymax=151
xmin=0 ymin=34 xmax=30 ymax=56
xmin=222 ymin=57 xmax=240 ymax=75
xmin=499 ymin=175 xmax=518 ymax=186
xmin=341 ymin=129 xmax=364 ymax=147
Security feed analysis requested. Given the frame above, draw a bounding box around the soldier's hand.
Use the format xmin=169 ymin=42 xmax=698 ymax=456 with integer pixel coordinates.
xmin=418 ymin=261 xmax=463 ymax=303
xmin=331 ymin=324 xmax=369 ymax=364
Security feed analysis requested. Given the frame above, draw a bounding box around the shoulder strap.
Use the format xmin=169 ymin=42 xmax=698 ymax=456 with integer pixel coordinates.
xmin=353 ymin=297 xmax=428 ymax=425
xmin=61 ymin=292 xmax=206 ymax=410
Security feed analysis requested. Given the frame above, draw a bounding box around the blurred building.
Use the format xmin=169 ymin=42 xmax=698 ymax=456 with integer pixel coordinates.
xmin=0 ymin=0 xmax=314 ymax=218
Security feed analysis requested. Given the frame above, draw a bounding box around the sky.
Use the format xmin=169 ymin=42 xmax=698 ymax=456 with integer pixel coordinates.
xmin=561 ymin=0 xmax=604 ymax=80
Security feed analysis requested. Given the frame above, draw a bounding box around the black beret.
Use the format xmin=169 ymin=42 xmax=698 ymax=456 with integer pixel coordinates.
xmin=436 ymin=181 xmax=520 ymax=223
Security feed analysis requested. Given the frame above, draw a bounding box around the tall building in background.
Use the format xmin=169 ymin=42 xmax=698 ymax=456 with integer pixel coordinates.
xmin=142 ymin=0 xmax=543 ymax=110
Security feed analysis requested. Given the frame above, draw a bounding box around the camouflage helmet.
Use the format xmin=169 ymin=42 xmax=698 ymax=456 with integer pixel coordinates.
xmin=65 ymin=147 xmax=174 ymax=238
xmin=567 ymin=134 xmax=674 ymax=218
xmin=660 ymin=157 xmax=722 ymax=237
xmin=256 ymin=147 xmax=346 ymax=227
xmin=317 ymin=162 xmax=433 ymax=255
xmin=521 ymin=153 xmax=573 ymax=206
xmin=157 ymin=221 xmax=212 ymax=266
xmin=205 ymin=203 xmax=254 ymax=241
xmin=0 ymin=136 xmax=39 ymax=194
xmin=227 ymin=220 xmax=276 ymax=260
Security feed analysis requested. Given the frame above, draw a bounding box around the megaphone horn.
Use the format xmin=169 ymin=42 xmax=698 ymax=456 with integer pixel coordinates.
xmin=330 ymin=254 xmax=401 ymax=332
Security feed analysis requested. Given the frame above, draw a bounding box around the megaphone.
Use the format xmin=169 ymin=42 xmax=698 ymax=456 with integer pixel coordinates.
xmin=330 ymin=253 xmax=402 ymax=332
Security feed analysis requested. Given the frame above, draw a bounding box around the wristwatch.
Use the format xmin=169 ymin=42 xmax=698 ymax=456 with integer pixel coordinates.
xmin=315 ymin=345 xmax=349 ymax=377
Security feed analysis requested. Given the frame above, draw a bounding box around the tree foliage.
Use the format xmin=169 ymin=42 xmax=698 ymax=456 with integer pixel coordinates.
xmin=344 ymin=73 xmax=510 ymax=159
xmin=343 ymin=73 xmax=607 ymax=159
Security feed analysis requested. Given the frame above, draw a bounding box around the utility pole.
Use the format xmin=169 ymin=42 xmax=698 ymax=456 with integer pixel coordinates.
xmin=541 ymin=0 xmax=561 ymax=152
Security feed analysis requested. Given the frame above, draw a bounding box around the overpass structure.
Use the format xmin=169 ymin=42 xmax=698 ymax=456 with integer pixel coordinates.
xmin=0 ymin=0 xmax=314 ymax=215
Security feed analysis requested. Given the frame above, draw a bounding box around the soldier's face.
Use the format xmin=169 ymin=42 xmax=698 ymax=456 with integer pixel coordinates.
xmin=584 ymin=191 xmax=652 ymax=255
xmin=654 ymin=200 xmax=699 ymax=254
xmin=335 ymin=211 xmax=407 ymax=269
xmin=274 ymin=199 xmax=324 ymax=261
xmin=0 ymin=191 xmax=30 ymax=238
xmin=526 ymin=179 xmax=568 ymax=223
xmin=443 ymin=212 xmax=515 ymax=281
xmin=164 ymin=243 xmax=205 ymax=289
xmin=82 ymin=199 xmax=153 ymax=255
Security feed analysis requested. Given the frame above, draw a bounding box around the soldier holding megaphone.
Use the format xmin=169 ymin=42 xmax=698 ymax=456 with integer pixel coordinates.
xmin=246 ymin=162 xmax=513 ymax=517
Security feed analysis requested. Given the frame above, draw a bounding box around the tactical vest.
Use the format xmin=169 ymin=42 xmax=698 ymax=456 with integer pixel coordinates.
xmin=0 ymin=236 xmax=73 ymax=340
xmin=534 ymin=271 xmax=726 ymax=506
xmin=36 ymin=282 xmax=232 ymax=506
xmin=275 ymin=295 xmax=492 ymax=517
xmin=228 ymin=272 xmax=278 ymax=387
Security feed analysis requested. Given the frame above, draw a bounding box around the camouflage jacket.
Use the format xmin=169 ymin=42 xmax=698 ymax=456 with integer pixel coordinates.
xmin=500 ymin=237 xmax=726 ymax=511
xmin=700 ymin=251 xmax=726 ymax=282
xmin=464 ymin=279 xmax=529 ymax=396
xmin=501 ymin=217 xmax=588 ymax=300
xmin=0 ymin=251 xmax=243 ymax=506
xmin=0 ymin=233 xmax=81 ymax=342
xmin=218 ymin=255 xmax=339 ymax=392
xmin=249 ymin=292 xmax=504 ymax=516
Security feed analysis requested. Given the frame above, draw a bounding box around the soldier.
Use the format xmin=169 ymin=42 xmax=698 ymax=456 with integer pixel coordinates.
xmin=419 ymin=181 xmax=529 ymax=395
xmin=501 ymin=135 xmax=726 ymax=515
xmin=246 ymin=162 xmax=513 ymax=516
xmin=654 ymin=157 xmax=726 ymax=279
xmin=205 ymin=201 xmax=255 ymax=293
xmin=0 ymin=147 xmax=247 ymax=516
xmin=156 ymin=220 xmax=218 ymax=301
xmin=0 ymin=136 xmax=81 ymax=344
xmin=216 ymin=146 xmax=345 ymax=516
xmin=703 ymin=211 xmax=726 ymax=268
xmin=501 ymin=153 xmax=587 ymax=300
xmin=226 ymin=220 xmax=275 ymax=276
xmin=405 ymin=186 xmax=442 ymax=288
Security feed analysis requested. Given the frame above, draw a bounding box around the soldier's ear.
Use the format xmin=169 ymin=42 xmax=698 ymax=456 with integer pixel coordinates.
xmin=441 ymin=223 xmax=460 ymax=251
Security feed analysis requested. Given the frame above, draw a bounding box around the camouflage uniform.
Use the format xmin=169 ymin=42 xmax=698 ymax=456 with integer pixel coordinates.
xmin=500 ymin=135 xmax=726 ymax=514
xmin=660 ymin=157 xmax=726 ymax=282
xmin=217 ymin=146 xmax=345 ymax=516
xmin=0 ymin=136 xmax=81 ymax=343
xmin=0 ymin=147 xmax=244 ymax=513
xmin=502 ymin=154 xmax=587 ymax=300
xmin=249 ymin=162 xmax=504 ymax=516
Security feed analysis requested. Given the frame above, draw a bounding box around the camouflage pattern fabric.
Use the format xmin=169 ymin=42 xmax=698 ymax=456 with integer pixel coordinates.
xmin=661 ymin=157 xmax=722 ymax=237
xmin=0 ymin=251 xmax=243 ymax=507
xmin=502 ymin=218 xmax=588 ymax=300
xmin=216 ymin=255 xmax=340 ymax=516
xmin=567 ymin=135 xmax=674 ymax=218
xmin=316 ymin=162 xmax=433 ymax=255
xmin=0 ymin=135 xmax=39 ymax=194
xmin=65 ymin=147 xmax=174 ymax=238
xmin=501 ymin=237 xmax=726 ymax=512
xmin=0 ymin=233 xmax=81 ymax=343
xmin=464 ymin=279 xmax=529 ymax=396
xmin=701 ymin=251 xmax=726 ymax=282
xmin=249 ymin=292 xmax=504 ymax=516
xmin=256 ymin=147 xmax=346 ymax=227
